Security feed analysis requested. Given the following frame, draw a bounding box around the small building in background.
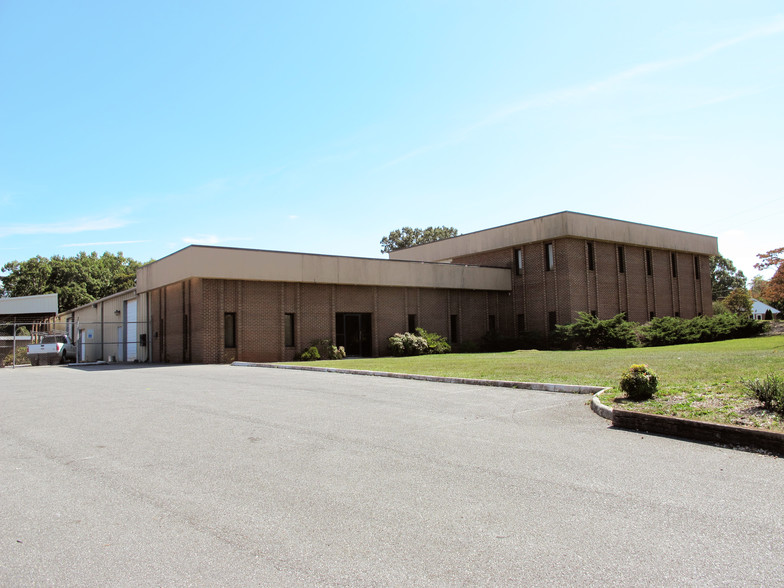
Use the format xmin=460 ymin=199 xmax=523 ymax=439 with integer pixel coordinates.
xmin=0 ymin=293 xmax=59 ymax=366
xmin=751 ymin=298 xmax=780 ymax=320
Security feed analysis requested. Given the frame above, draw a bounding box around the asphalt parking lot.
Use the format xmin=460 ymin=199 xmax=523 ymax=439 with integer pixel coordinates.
xmin=2 ymin=364 xmax=783 ymax=586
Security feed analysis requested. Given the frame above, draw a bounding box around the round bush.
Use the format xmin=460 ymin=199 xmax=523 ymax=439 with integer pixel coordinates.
xmin=619 ymin=364 xmax=658 ymax=400
xmin=299 ymin=346 xmax=320 ymax=361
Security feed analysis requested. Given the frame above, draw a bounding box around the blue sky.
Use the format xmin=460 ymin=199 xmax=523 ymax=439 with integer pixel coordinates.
xmin=1 ymin=1 xmax=782 ymax=281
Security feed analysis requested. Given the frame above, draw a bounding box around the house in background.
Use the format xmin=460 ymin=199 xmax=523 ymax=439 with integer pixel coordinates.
xmin=54 ymin=211 xmax=720 ymax=364
xmin=751 ymin=298 xmax=780 ymax=320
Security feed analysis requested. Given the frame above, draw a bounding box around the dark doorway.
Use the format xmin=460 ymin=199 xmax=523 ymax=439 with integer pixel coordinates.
xmin=336 ymin=313 xmax=372 ymax=357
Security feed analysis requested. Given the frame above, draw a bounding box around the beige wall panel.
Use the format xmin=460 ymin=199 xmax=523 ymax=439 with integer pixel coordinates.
xmin=390 ymin=211 xmax=719 ymax=262
xmin=136 ymin=246 xmax=510 ymax=293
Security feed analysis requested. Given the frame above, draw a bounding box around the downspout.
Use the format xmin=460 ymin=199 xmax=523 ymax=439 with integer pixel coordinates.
xmin=100 ymin=300 xmax=105 ymax=361
xmin=146 ymin=291 xmax=152 ymax=363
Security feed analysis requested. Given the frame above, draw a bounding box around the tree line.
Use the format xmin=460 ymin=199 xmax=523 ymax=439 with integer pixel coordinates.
xmin=1 ymin=252 xmax=145 ymax=313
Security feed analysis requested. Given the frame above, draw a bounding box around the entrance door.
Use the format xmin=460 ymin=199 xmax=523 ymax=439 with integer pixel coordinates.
xmin=336 ymin=313 xmax=372 ymax=357
xmin=125 ymin=300 xmax=137 ymax=362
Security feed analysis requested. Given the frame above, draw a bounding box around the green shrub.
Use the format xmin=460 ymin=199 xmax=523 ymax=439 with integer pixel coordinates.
xmin=619 ymin=364 xmax=658 ymax=400
xmin=388 ymin=332 xmax=429 ymax=356
xmin=640 ymin=314 xmax=766 ymax=346
xmin=299 ymin=346 xmax=320 ymax=361
xmin=388 ymin=328 xmax=451 ymax=356
xmin=741 ymin=374 xmax=784 ymax=414
xmin=415 ymin=328 xmax=451 ymax=354
xmin=309 ymin=339 xmax=345 ymax=360
xmin=554 ymin=312 xmax=638 ymax=349
xmin=1 ymin=345 xmax=29 ymax=367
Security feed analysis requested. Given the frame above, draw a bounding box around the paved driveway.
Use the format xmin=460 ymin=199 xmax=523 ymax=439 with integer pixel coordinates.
xmin=1 ymin=364 xmax=782 ymax=586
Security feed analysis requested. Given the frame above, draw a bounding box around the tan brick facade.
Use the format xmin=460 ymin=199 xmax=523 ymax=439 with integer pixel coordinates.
xmin=148 ymin=279 xmax=500 ymax=363
xmin=133 ymin=213 xmax=718 ymax=364
xmin=451 ymin=237 xmax=712 ymax=331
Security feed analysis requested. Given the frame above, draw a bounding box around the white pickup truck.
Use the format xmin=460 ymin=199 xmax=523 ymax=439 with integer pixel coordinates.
xmin=27 ymin=334 xmax=77 ymax=366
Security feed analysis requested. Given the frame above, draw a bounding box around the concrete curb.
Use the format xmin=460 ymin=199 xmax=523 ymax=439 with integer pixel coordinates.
xmin=232 ymin=361 xmax=605 ymax=395
xmin=590 ymin=391 xmax=614 ymax=420
xmin=591 ymin=390 xmax=784 ymax=456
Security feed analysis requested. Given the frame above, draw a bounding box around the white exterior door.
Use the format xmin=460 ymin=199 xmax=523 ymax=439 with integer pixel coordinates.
xmin=126 ymin=300 xmax=137 ymax=361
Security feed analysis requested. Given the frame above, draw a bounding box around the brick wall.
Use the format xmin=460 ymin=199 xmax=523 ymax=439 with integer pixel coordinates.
xmin=452 ymin=237 xmax=713 ymax=335
xmin=149 ymin=279 xmax=504 ymax=364
xmin=147 ymin=241 xmax=712 ymax=363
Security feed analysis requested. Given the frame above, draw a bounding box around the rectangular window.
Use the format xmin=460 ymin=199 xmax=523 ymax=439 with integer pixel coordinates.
xmin=545 ymin=243 xmax=554 ymax=271
xmin=591 ymin=310 xmax=597 ymax=317
xmin=548 ymin=311 xmax=558 ymax=332
xmin=183 ymin=315 xmax=189 ymax=351
xmin=587 ymin=242 xmax=595 ymax=271
xmin=617 ymin=246 xmax=625 ymax=273
xmin=408 ymin=314 xmax=417 ymax=333
xmin=694 ymin=256 xmax=701 ymax=280
xmin=488 ymin=315 xmax=496 ymax=332
xmin=450 ymin=314 xmax=459 ymax=343
xmin=284 ymin=313 xmax=295 ymax=347
xmin=516 ymin=313 xmax=525 ymax=334
xmin=645 ymin=249 xmax=653 ymax=276
xmin=649 ymin=311 xmax=656 ymax=321
xmin=514 ymin=249 xmax=523 ymax=275
xmin=224 ymin=312 xmax=236 ymax=348
xmin=671 ymin=252 xmax=678 ymax=277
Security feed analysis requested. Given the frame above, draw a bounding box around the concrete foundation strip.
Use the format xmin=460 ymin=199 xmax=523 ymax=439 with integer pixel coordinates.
xmin=235 ymin=361 xmax=784 ymax=457
xmin=232 ymin=361 xmax=604 ymax=394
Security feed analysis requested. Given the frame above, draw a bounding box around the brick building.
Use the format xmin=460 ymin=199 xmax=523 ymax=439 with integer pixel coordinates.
xmin=135 ymin=247 xmax=509 ymax=363
xmin=58 ymin=211 xmax=719 ymax=363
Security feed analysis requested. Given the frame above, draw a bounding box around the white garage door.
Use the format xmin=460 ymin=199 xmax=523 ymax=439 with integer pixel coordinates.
xmin=126 ymin=300 xmax=137 ymax=362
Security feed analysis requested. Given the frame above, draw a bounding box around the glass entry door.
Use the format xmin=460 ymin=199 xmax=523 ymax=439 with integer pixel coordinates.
xmin=336 ymin=313 xmax=372 ymax=357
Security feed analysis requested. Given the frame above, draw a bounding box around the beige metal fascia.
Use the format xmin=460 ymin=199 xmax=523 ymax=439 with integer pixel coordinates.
xmin=389 ymin=211 xmax=719 ymax=262
xmin=0 ymin=293 xmax=59 ymax=315
xmin=135 ymin=246 xmax=511 ymax=293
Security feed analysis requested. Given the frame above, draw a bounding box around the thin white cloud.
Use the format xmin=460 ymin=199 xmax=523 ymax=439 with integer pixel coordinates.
xmin=478 ymin=16 xmax=784 ymax=128
xmin=181 ymin=234 xmax=251 ymax=246
xmin=378 ymin=16 xmax=784 ymax=170
xmin=0 ymin=216 xmax=131 ymax=237
xmin=61 ymin=240 xmax=149 ymax=247
xmin=182 ymin=234 xmax=223 ymax=245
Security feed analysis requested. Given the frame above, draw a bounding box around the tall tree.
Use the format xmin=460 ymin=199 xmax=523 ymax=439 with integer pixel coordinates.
xmin=755 ymin=246 xmax=784 ymax=310
xmin=749 ymin=275 xmax=769 ymax=300
xmin=1 ymin=252 xmax=146 ymax=312
xmin=723 ymin=288 xmax=753 ymax=316
xmin=380 ymin=226 xmax=459 ymax=254
xmin=709 ymin=254 xmax=747 ymax=301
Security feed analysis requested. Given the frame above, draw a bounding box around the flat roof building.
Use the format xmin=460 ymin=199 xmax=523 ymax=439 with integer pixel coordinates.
xmin=56 ymin=212 xmax=720 ymax=363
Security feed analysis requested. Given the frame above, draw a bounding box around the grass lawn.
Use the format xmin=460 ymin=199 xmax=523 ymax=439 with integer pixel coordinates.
xmin=286 ymin=335 xmax=784 ymax=431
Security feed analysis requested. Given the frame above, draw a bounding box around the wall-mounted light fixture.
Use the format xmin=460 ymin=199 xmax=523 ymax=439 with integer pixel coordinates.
xmin=114 ymin=310 xmax=121 ymax=316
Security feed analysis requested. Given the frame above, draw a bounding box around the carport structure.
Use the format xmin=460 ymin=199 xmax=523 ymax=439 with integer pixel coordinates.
xmin=0 ymin=294 xmax=58 ymax=367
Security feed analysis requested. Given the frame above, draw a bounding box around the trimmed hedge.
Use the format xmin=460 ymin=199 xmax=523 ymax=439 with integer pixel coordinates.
xmin=552 ymin=312 xmax=767 ymax=349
